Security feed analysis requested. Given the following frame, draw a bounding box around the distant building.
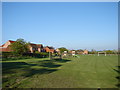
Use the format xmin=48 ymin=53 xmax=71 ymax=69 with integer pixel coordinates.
xmin=69 ymin=50 xmax=76 ymax=56
xmin=63 ymin=51 xmax=67 ymax=56
xmin=83 ymin=50 xmax=88 ymax=54
xmin=72 ymin=51 xmax=76 ymax=55
xmin=76 ymin=50 xmax=84 ymax=54
xmin=70 ymin=49 xmax=88 ymax=55
xmin=56 ymin=48 xmax=60 ymax=54
xmin=64 ymin=51 xmax=67 ymax=53
xmin=78 ymin=51 xmax=83 ymax=54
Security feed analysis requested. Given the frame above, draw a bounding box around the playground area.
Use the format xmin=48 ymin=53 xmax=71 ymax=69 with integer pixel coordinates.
xmin=2 ymin=55 xmax=118 ymax=88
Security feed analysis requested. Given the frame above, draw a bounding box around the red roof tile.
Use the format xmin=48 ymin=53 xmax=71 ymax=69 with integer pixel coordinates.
xmin=9 ymin=40 xmax=15 ymax=43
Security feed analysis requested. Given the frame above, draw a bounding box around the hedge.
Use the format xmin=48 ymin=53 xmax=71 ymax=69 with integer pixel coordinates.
xmin=2 ymin=52 xmax=49 ymax=60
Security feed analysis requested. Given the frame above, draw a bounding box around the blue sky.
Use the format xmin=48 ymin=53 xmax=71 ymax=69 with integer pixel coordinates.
xmin=2 ymin=2 xmax=118 ymax=50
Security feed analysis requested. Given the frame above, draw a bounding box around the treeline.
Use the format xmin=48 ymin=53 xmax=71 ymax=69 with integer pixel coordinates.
xmin=88 ymin=49 xmax=118 ymax=54
xmin=58 ymin=48 xmax=119 ymax=54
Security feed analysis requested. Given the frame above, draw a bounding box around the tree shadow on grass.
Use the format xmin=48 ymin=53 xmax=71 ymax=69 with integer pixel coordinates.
xmin=2 ymin=58 xmax=71 ymax=88
xmin=40 ymin=59 xmax=71 ymax=63
xmin=40 ymin=62 xmax=62 ymax=68
xmin=2 ymin=62 xmax=30 ymax=74
xmin=2 ymin=59 xmax=71 ymax=75
xmin=23 ymin=68 xmax=58 ymax=77
xmin=2 ymin=61 xmax=59 ymax=88
xmin=2 ymin=62 xmax=37 ymax=74
xmin=37 ymin=59 xmax=71 ymax=68
xmin=2 ymin=61 xmax=59 ymax=75
xmin=52 ymin=59 xmax=71 ymax=63
xmin=113 ymin=66 xmax=120 ymax=88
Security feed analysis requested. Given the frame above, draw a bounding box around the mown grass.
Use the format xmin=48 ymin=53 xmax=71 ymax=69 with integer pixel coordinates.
xmin=2 ymin=55 xmax=118 ymax=88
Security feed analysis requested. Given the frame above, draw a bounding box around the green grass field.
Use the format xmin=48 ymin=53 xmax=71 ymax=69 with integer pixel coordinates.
xmin=2 ymin=55 xmax=119 ymax=88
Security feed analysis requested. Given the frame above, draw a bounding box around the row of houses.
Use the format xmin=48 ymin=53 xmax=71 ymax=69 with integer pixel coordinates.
xmin=0 ymin=40 xmax=56 ymax=53
xmin=0 ymin=40 xmax=88 ymax=54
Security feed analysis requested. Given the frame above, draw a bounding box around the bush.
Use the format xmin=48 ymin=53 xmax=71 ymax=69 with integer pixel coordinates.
xmin=2 ymin=52 xmax=15 ymax=58
xmin=2 ymin=51 xmax=49 ymax=61
xmin=2 ymin=52 xmax=33 ymax=61
xmin=23 ymin=52 xmax=49 ymax=58
xmin=39 ymin=52 xmax=49 ymax=57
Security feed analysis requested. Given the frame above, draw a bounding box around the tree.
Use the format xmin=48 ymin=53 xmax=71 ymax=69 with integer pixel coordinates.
xmin=112 ymin=49 xmax=118 ymax=54
xmin=10 ymin=38 xmax=29 ymax=56
xmin=58 ymin=47 xmax=68 ymax=53
xmin=104 ymin=50 xmax=114 ymax=54
xmin=90 ymin=49 xmax=97 ymax=54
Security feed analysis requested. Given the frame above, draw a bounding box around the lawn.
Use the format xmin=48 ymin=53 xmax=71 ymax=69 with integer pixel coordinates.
xmin=2 ymin=55 xmax=119 ymax=88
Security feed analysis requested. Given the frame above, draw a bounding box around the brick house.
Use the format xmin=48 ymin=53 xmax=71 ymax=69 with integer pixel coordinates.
xmin=83 ymin=50 xmax=88 ymax=54
xmin=28 ymin=43 xmax=43 ymax=53
xmin=0 ymin=40 xmax=43 ymax=53
xmin=43 ymin=46 xmax=55 ymax=53
xmin=0 ymin=40 xmax=15 ymax=52
xmin=77 ymin=49 xmax=88 ymax=54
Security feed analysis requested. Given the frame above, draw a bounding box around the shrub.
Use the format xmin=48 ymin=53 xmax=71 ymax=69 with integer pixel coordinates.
xmin=2 ymin=51 xmax=49 ymax=61
xmin=2 ymin=52 xmax=32 ymax=60
xmin=2 ymin=52 xmax=15 ymax=58
xmin=23 ymin=52 xmax=49 ymax=58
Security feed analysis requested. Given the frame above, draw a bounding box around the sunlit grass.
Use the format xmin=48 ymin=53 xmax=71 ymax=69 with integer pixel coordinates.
xmin=2 ymin=55 xmax=118 ymax=88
